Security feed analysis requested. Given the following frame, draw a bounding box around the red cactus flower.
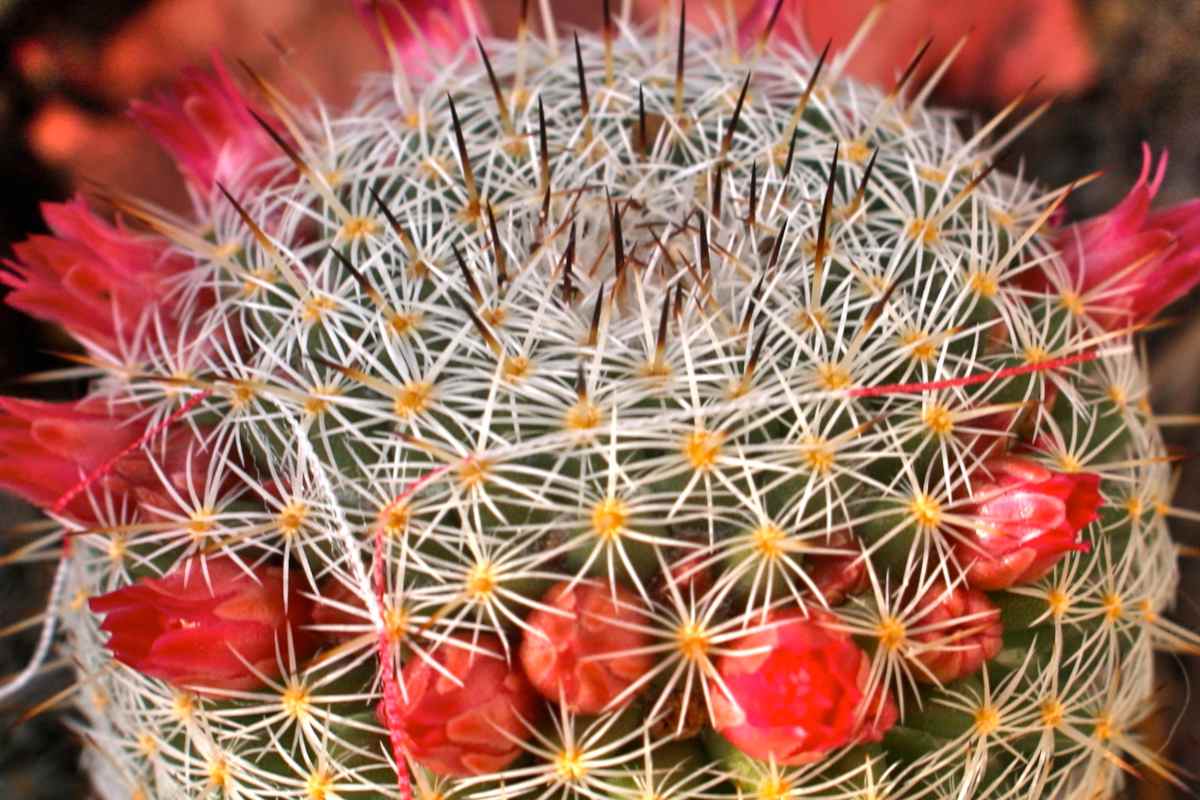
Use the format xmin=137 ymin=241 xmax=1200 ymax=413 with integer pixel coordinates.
xmin=388 ymin=633 xmax=539 ymax=777
xmin=804 ymin=531 xmax=868 ymax=606
xmin=519 ymin=580 xmax=653 ymax=714
xmin=2 ymin=196 xmax=193 ymax=355
xmin=710 ymin=608 xmax=897 ymax=765
xmin=351 ymin=0 xmax=488 ymax=78
xmin=130 ymin=56 xmax=282 ymax=196
xmin=954 ymin=456 xmax=1101 ymax=590
xmin=909 ymin=583 xmax=1002 ymax=684
xmin=733 ymin=0 xmax=1095 ymax=107
xmin=0 ymin=396 xmax=216 ymax=524
xmin=89 ymin=556 xmax=316 ymax=692
xmin=1037 ymin=145 xmax=1200 ymax=328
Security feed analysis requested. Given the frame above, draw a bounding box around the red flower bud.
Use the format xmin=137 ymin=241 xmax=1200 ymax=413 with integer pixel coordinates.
xmin=0 ymin=397 xmax=218 ymax=523
xmin=130 ymin=56 xmax=281 ymax=196
xmin=520 ymin=580 xmax=653 ymax=714
xmin=955 ymin=456 xmax=1101 ymax=590
xmin=389 ymin=634 xmax=539 ymax=777
xmin=88 ymin=557 xmax=316 ymax=692
xmin=2 ymin=196 xmax=193 ymax=355
xmin=804 ymin=531 xmax=868 ymax=606
xmin=710 ymin=609 xmax=897 ymax=765
xmin=910 ymin=583 xmax=1002 ymax=684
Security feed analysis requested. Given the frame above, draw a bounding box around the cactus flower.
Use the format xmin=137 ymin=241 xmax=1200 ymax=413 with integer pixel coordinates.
xmin=0 ymin=397 xmax=138 ymax=522
xmin=955 ymin=456 xmax=1101 ymax=590
xmin=0 ymin=397 xmax=216 ymax=523
xmin=390 ymin=633 xmax=539 ymax=777
xmin=1045 ymin=145 xmax=1200 ymax=328
xmin=129 ymin=57 xmax=281 ymax=196
xmin=519 ymin=580 xmax=653 ymax=714
xmin=910 ymin=583 xmax=1003 ymax=684
xmin=2 ymin=196 xmax=193 ymax=355
xmin=710 ymin=609 xmax=897 ymax=765
xmin=88 ymin=556 xmax=316 ymax=692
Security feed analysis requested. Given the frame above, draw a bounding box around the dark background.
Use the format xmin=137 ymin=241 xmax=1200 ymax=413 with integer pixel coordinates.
xmin=0 ymin=0 xmax=1198 ymax=797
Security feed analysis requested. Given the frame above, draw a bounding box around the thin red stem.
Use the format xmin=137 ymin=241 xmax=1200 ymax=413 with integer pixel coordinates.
xmin=374 ymin=461 xmax=455 ymax=800
xmin=847 ymin=351 xmax=1097 ymax=399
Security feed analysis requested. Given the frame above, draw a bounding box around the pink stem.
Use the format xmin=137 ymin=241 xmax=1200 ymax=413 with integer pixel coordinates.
xmin=846 ymin=351 xmax=1097 ymax=399
xmin=373 ymin=462 xmax=454 ymax=800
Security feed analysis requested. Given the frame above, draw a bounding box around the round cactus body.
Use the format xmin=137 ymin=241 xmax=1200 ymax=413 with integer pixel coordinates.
xmin=3 ymin=8 xmax=1194 ymax=800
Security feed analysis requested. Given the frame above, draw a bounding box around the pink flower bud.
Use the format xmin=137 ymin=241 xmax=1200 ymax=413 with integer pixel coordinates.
xmin=129 ymin=56 xmax=281 ymax=195
xmin=955 ymin=456 xmax=1101 ymax=590
xmin=0 ymin=397 xmax=218 ymax=523
xmin=351 ymin=0 xmax=487 ymax=79
xmin=910 ymin=583 xmax=1002 ymax=684
xmin=804 ymin=531 xmax=868 ymax=606
xmin=2 ymin=196 xmax=193 ymax=355
xmin=88 ymin=556 xmax=316 ymax=692
xmin=389 ymin=634 xmax=539 ymax=777
xmin=1034 ymin=144 xmax=1200 ymax=327
xmin=710 ymin=608 xmax=897 ymax=765
xmin=519 ymin=580 xmax=653 ymax=714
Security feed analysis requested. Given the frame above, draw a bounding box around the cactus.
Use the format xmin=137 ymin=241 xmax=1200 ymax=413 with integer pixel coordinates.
xmin=2 ymin=3 xmax=1197 ymax=799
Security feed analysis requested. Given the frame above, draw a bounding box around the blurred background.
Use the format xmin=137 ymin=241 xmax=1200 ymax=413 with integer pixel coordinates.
xmin=0 ymin=0 xmax=1198 ymax=796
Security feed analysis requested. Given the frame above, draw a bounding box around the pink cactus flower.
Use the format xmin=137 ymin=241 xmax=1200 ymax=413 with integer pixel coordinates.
xmin=0 ymin=397 xmax=216 ymax=524
xmin=519 ymin=580 xmax=653 ymax=714
xmin=710 ymin=608 xmax=897 ymax=765
xmin=351 ymin=0 xmax=488 ymax=78
xmin=387 ymin=633 xmax=539 ymax=777
xmin=89 ymin=556 xmax=316 ymax=692
xmin=910 ymin=583 xmax=1003 ymax=684
xmin=1041 ymin=145 xmax=1200 ymax=328
xmin=730 ymin=0 xmax=1096 ymax=106
xmin=954 ymin=456 xmax=1101 ymax=590
xmin=130 ymin=56 xmax=282 ymax=196
xmin=2 ymin=196 xmax=194 ymax=356
xmin=804 ymin=531 xmax=868 ymax=606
